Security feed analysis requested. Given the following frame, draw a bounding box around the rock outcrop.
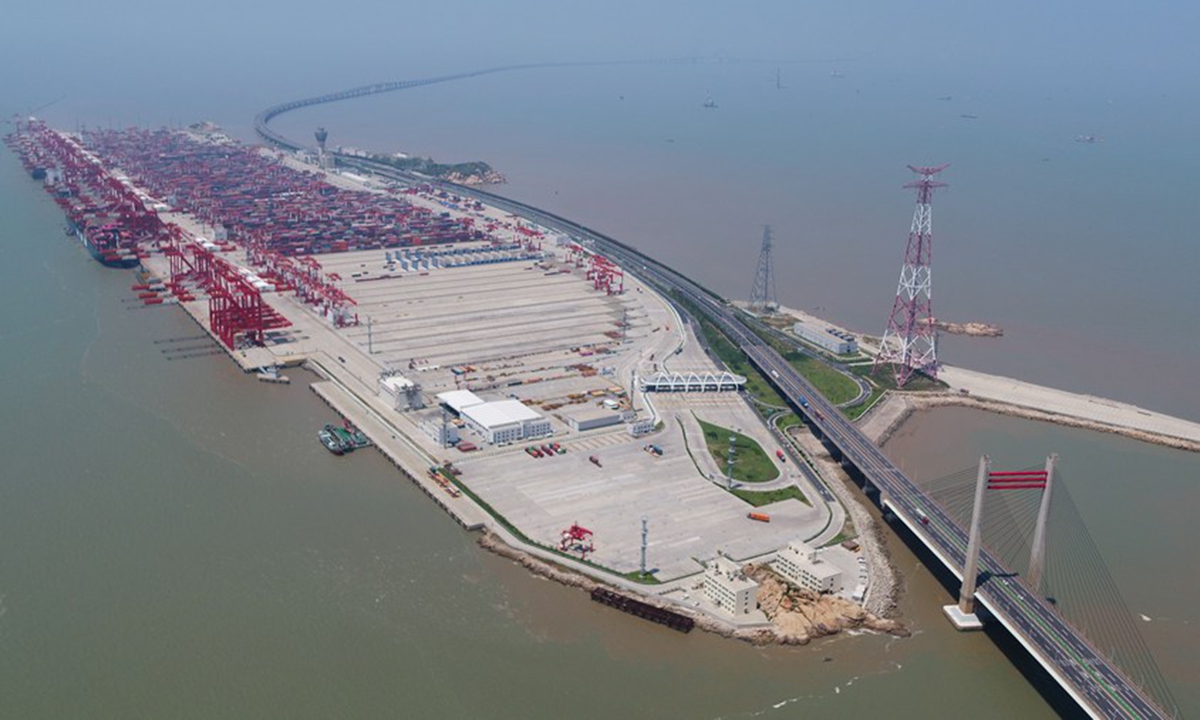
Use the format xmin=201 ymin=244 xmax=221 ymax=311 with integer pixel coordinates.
xmin=744 ymin=564 xmax=908 ymax=644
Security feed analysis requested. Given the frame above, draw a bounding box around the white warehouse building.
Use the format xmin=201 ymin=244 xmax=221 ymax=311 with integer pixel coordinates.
xmin=703 ymin=555 xmax=759 ymax=616
xmin=462 ymin=400 xmax=552 ymax=445
xmin=435 ymin=390 xmax=553 ymax=445
xmin=773 ymin=540 xmax=843 ymax=594
xmin=792 ymin=320 xmax=858 ymax=355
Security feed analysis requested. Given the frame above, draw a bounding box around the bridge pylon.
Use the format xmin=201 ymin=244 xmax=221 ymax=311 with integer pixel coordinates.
xmin=944 ymin=455 xmax=989 ymax=631
xmin=944 ymin=454 xmax=1054 ymax=631
xmin=1027 ymin=453 xmax=1057 ymax=593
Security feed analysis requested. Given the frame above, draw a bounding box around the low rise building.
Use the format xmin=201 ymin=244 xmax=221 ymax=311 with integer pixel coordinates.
xmin=703 ymin=555 xmax=759 ymax=616
xmin=436 ymin=390 xmax=552 ymax=445
xmin=566 ymin=408 xmax=623 ymax=432
xmin=436 ymin=389 xmax=485 ymax=414
xmin=420 ymin=418 xmax=459 ymax=447
xmin=773 ymin=540 xmax=843 ymax=594
xmin=379 ymin=374 xmax=422 ymax=411
xmin=626 ymin=418 xmax=656 ymax=437
xmin=461 ymin=399 xmax=552 ymax=445
xmin=792 ymin=320 xmax=858 ymax=355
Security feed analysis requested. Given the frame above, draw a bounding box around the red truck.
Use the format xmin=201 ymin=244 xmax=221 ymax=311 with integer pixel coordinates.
xmin=776 ymin=450 xmax=786 ymax=462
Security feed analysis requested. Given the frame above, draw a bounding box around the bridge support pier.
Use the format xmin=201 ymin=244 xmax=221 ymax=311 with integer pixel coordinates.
xmin=943 ymin=455 xmax=989 ymax=631
xmin=942 ymin=602 xmax=985 ymax=630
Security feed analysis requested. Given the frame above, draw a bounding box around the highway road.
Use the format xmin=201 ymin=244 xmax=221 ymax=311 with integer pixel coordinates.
xmin=258 ymin=113 xmax=1171 ymax=720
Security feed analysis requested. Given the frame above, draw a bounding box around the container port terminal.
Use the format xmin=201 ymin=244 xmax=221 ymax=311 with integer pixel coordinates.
xmin=5 ymin=79 xmax=1188 ymax=717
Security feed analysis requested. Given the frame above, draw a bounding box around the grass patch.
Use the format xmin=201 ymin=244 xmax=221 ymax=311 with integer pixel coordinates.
xmin=849 ymin=362 xmax=946 ymax=392
xmin=824 ymin=532 xmax=850 ymax=547
xmin=696 ymin=418 xmax=779 ymax=483
xmin=844 ymin=387 xmax=886 ymax=421
xmin=740 ymin=320 xmax=861 ymax=406
xmin=776 ymin=412 xmax=802 ymax=432
xmin=623 ymin=570 xmax=661 ymax=584
xmin=730 ymin=485 xmax=810 ymax=507
xmin=781 ymin=350 xmax=860 ymax=405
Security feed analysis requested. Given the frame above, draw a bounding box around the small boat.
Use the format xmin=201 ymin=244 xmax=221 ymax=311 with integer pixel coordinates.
xmin=318 ymin=427 xmax=345 ymax=455
xmin=702 ymin=95 xmax=718 ymax=109
xmin=256 ymin=365 xmax=291 ymax=384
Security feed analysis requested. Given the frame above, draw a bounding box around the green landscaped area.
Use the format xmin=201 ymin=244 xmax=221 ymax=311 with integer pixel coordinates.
xmin=364 ymin=153 xmax=498 ymax=182
xmin=623 ymin=570 xmax=661 ymax=584
xmin=848 ymin=362 xmax=946 ymax=393
xmin=743 ymin=321 xmax=863 ymax=407
xmin=730 ymin=485 xmax=810 ymax=507
xmin=780 ymin=349 xmax=861 ymax=405
xmin=776 ymin=412 xmax=802 ymax=432
xmin=844 ymin=386 xmax=886 ymax=421
xmin=673 ymin=294 xmax=930 ymax=431
xmin=696 ymin=418 xmax=779 ymax=483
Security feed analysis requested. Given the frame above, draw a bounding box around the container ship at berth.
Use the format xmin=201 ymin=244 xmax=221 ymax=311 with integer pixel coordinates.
xmin=3 ymin=116 xmax=523 ymax=352
xmin=4 ymin=118 xmax=157 ymax=269
xmin=67 ymin=220 xmax=142 ymax=268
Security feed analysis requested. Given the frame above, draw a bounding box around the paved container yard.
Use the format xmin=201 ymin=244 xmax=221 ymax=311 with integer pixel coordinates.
xmin=321 ymin=252 xmax=636 ymax=369
xmin=452 ymin=420 xmax=827 ymax=580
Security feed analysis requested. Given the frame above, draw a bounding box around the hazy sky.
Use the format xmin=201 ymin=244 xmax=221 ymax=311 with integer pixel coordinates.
xmin=4 ymin=0 xmax=1197 ymax=128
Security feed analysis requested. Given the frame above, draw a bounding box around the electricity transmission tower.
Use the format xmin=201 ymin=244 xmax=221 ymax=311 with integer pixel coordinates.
xmin=876 ymin=164 xmax=948 ymax=387
xmin=748 ymin=225 xmax=777 ymax=313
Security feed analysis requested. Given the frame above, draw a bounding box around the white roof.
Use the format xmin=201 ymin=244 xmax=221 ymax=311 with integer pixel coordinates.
xmin=437 ymin=389 xmax=484 ymax=413
xmin=462 ymin=399 xmax=542 ymax=429
xmin=568 ymin=408 xmax=623 ymax=422
xmin=708 ymin=556 xmax=758 ymax=592
xmin=381 ymin=375 xmax=414 ymax=391
xmin=802 ymin=561 xmax=842 ymax=581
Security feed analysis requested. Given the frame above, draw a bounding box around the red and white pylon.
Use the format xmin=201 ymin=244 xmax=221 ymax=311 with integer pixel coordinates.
xmin=876 ymin=164 xmax=949 ymax=387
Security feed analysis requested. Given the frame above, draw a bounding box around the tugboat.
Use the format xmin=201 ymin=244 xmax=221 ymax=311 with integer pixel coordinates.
xmin=318 ymin=426 xmax=345 ymax=455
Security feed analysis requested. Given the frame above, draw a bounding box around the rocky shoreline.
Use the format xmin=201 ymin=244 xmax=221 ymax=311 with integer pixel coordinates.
xmin=744 ymin=563 xmax=908 ymax=644
xmin=477 ymin=532 xmax=907 ymax=646
xmin=443 ymin=169 xmax=507 ymax=185
xmin=784 ymin=424 xmax=902 ymax=619
xmin=932 ymin=319 xmax=1003 ymax=337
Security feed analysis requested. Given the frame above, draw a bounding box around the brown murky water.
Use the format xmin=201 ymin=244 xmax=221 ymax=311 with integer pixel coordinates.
xmin=3 ymin=134 xmax=1193 ymax=718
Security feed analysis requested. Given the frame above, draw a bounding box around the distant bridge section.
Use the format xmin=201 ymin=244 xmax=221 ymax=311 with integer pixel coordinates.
xmin=254 ymin=59 xmax=703 ymax=152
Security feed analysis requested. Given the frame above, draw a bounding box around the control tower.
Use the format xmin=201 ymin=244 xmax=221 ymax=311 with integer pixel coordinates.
xmin=314 ymin=127 xmax=334 ymax=170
